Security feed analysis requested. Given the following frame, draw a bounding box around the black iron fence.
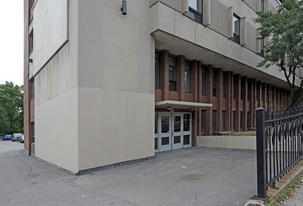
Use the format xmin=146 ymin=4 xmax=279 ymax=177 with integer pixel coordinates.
xmin=255 ymin=107 xmax=303 ymax=199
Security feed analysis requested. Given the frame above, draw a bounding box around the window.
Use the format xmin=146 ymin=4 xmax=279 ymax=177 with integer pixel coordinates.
xmin=223 ymin=72 xmax=227 ymax=98
xmin=29 ymin=30 xmax=33 ymax=55
xmin=201 ymin=67 xmax=207 ymax=95
xmin=222 ymin=111 xmax=226 ymax=131
xmin=233 ymin=111 xmax=236 ymax=130
xmin=31 ymin=79 xmax=35 ymax=99
xmin=233 ymin=77 xmax=237 ymax=100
xmin=201 ymin=110 xmax=206 ymax=133
xmin=212 ymin=70 xmax=217 ymax=96
xmin=212 ymin=110 xmax=217 ymax=133
xmin=277 ymin=0 xmax=283 ymax=4
xmin=240 ymin=78 xmax=245 ymax=100
xmin=232 ymin=14 xmax=240 ymax=44
xmin=155 ymin=53 xmax=160 ymax=89
xmin=261 ymin=0 xmax=265 ymax=12
xmin=185 ymin=61 xmax=191 ymax=93
xmin=169 ymin=57 xmax=177 ymax=91
xmin=186 ymin=0 xmax=203 ymax=23
xmin=240 ymin=111 xmax=243 ymax=130
xmin=31 ymin=122 xmax=35 ymax=143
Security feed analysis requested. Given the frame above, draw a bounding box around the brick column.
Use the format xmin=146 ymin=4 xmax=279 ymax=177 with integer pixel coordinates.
xmin=197 ymin=62 xmax=202 ymax=103
xmin=230 ymin=73 xmax=234 ymax=131
xmin=235 ymin=74 xmax=241 ymax=132
xmin=272 ymin=86 xmax=276 ymax=111
xmin=225 ymin=72 xmax=232 ymax=131
xmin=207 ymin=65 xmax=213 ymax=100
xmin=218 ymin=68 xmax=223 ymax=132
xmin=178 ymin=56 xmax=185 ymax=101
xmin=206 ymin=108 xmax=212 ymax=135
xmin=243 ymin=77 xmax=248 ymax=131
xmin=277 ymin=88 xmax=280 ymax=110
xmin=161 ymin=50 xmax=169 ymax=100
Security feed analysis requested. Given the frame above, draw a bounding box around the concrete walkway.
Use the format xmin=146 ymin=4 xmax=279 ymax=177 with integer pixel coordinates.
xmin=0 ymin=141 xmax=257 ymax=206
xmin=283 ymin=180 xmax=303 ymax=206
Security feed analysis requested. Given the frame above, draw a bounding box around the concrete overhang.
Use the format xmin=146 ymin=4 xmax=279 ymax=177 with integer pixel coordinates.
xmin=156 ymin=100 xmax=212 ymax=109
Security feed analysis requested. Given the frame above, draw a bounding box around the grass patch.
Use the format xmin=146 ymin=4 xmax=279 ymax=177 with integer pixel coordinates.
xmin=227 ymin=131 xmax=256 ymax=136
xmin=266 ymin=176 xmax=301 ymax=206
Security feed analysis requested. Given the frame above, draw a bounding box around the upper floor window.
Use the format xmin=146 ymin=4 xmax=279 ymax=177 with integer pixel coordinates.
xmin=201 ymin=67 xmax=207 ymax=95
xmin=186 ymin=0 xmax=202 ymax=24
xmin=261 ymin=0 xmax=265 ymax=12
xmin=277 ymin=0 xmax=284 ymax=4
xmin=232 ymin=14 xmax=240 ymax=44
xmin=169 ymin=57 xmax=177 ymax=91
xmin=185 ymin=61 xmax=191 ymax=93
xmin=260 ymin=38 xmax=264 ymax=57
xmin=29 ymin=30 xmax=33 ymax=56
xmin=155 ymin=53 xmax=160 ymax=89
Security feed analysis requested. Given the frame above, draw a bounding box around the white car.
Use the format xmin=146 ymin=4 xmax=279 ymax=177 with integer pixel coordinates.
xmin=12 ymin=133 xmax=22 ymax=142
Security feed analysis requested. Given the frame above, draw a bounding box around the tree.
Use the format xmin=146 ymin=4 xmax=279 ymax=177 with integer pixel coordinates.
xmin=255 ymin=0 xmax=303 ymax=108
xmin=0 ymin=82 xmax=24 ymax=135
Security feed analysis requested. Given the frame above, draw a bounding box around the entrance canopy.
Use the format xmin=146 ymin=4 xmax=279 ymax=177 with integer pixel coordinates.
xmin=155 ymin=100 xmax=212 ymax=110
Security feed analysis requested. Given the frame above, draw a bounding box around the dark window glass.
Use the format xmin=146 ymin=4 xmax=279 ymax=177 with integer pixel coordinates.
xmin=174 ymin=136 xmax=181 ymax=144
xmin=184 ymin=114 xmax=190 ymax=131
xmin=155 ymin=113 xmax=158 ymax=134
xmin=213 ymin=70 xmax=217 ymax=96
xmin=261 ymin=0 xmax=265 ymax=12
xmin=260 ymin=38 xmax=264 ymax=57
xmin=29 ymin=30 xmax=33 ymax=55
xmin=222 ymin=111 xmax=226 ymax=131
xmin=257 ymin=82 xmax=260 ymax=102
xmin=31 ymin=79 xmax=35 ymax=99
xmin=233 ymin=111 xmax=236 ymax=130
xmin=247 ymin=112 xmax=250 ymax=130
xmin=201 ymin=67 xmax=207 ymax=95
xmin=161 ymin=116 xmax=169 ymax=133
xmin=233 ymin=77 xmax=237 ymax=100
xmin=241 ymin=78 xmax=245 ymax=100
xmin=155 ymin=53 xmax=160 ymax=89
xmin=155 ymin=138 xmax=158 ymax=150
xmin=232 ymin=14 xmax=240 ymax=44
xmin=186 ymin=0 xmax=203 ymax=23
xmin=169 ymin=57 xmax=177 ymax=91
xmin=223 ymin=72 xmax=227 ymax=98
xmin=240 ymin=111 xmax=244 ymax=130
xmin=212 ymin=110 xmax=217 ymax=133
xmin=201 ymin=110 xmax=206 ymax=133
xmin=174 ymin=116 xmax=181 ymax=132
xmin=185 ymin=61 xmax=191 ymax=93
xmin=161 ymin=137 xmax=170 ymax=145
xmin=184 ymin=135 xmax=190 ymax=145
xmin=31 ymin=122 xmax=35 ymax=143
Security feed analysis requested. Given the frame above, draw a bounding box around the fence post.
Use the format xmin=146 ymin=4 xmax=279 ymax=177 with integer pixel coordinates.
xmin=256 ymin=107 xmax=267 ymax=199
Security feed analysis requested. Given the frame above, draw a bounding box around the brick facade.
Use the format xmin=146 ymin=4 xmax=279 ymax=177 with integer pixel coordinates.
xmin=155 ymin=50 xmax=290 ymax=144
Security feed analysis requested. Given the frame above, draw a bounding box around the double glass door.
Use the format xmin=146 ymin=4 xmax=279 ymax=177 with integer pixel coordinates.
xmin=155 ymin=112 xmax=191 ymax=152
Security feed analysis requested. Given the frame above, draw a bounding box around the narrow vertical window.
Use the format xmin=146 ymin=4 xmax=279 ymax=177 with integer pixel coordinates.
xmin=31 ymin=122 xmax=35 ymax=143
xmin=260 ymin=38 xmax=264 ymax=57
xmin=233 ymin=111 xmax=236 ymax=130
xmin=186 ymin=0 xmax=203 ymax=23
xmin=155 ymin=53 xmax=160 ymax=89
xmin=241 ymin=78 xmax=244 ymax=100
xmin=222 ymin=72 xmax=227 ymax=98
xmin=29 ymin=30 xmax=33 ymax=56
xmin=185 ymin=61 xmax=191 ymax=93
xmin=201 ymin=110 xmax=206 ymax=133
xmin=233 ymin=77 xmax=237 ymax=100
xmin=240 ymin=111 xmax=243 ymax=130
xmin=212 ymin=110 xmax=217 ymax=133
xmin=261 ymin=0 xmax=265 ymax=12
xmin=212 ymin=70 xmax=217 ymax=97
xmin=169 ymin=57 xmax=177 ymax=91
xmin=232 ymin=14 xmax=240 ymax=44
xmin=222 ymin=111 xmax=226 ymax=131
xmin=201 ymin=67 xmax=206 ymax=95
xmin=31 ymin=79 xmax=35 ymax=99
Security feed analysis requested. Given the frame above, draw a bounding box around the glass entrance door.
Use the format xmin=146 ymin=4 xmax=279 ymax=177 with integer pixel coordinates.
xmin=156 ymin=112 xmax=192 ymax=152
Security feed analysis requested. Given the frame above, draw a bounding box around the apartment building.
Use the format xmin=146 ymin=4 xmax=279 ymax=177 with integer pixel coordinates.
xmin=24 ymin=0 xmax=294 ymax=173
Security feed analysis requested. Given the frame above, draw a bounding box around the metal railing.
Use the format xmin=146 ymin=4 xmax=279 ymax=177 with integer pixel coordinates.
xmin=255 ymin=107 xmax=303 ymax=199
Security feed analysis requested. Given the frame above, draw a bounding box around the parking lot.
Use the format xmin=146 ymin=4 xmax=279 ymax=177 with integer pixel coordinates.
xmin=0 ymin=141 xmax=257 ymax=206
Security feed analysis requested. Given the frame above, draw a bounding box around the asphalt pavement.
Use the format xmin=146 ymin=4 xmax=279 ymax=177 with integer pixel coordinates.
xmin=0 ymin=140 xmax=257 ymax=206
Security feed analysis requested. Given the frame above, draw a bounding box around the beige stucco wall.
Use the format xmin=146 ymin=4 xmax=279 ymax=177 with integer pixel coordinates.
xmin=34 ymin=0 xmax=79 ymax=173
xmin=197 ymin=135 xmax=256 ymax=150
xmin=77 ymin=0 xmax=155 ymax=171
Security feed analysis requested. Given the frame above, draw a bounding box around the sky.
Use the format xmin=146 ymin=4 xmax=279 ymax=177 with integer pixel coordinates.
xmin=0 ymin=1 xmax=24 ymax=86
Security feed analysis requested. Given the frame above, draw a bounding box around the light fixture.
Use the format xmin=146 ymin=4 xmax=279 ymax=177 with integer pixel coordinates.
xmin=121 ymin=0 xmax=127 ymax=15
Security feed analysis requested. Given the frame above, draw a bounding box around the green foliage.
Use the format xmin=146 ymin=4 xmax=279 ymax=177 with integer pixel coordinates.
xmin=255 ymin=0 xmax=303 ymax=108
xmin=0 ymin=81 xmax=23 ymax=136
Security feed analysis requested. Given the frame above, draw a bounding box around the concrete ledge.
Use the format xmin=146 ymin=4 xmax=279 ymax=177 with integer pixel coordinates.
xmin=197 ymin=135 xmax=256 ymax=150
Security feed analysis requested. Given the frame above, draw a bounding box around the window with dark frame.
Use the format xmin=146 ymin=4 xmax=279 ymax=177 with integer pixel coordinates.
xmin=29 ymin=30 xmax=33 ymax=56
xmin=201 ymin=110 xmax=206 ymax=133
xmin=233 ymin=77 xmax=237 ymax=100
xmin=233 ymin=111 xmax=236 ymax=130
xmin=222 ymin=111 xmax=226 ymax=131
xmin=169 ymin=57 xmax=177 ymax=91
xmin=185 ymin=61 xmax=191 ymax=93
xmin=212 ymin=110 xmax=217 ymax=133
xmin=240 ymin=111 xmax=243 ymax=130
xmin=212 ymin=70 xmax=217 ymax=97
xmin=240 ymin=78 xmax=245 ymax=100
xmin=223 ymin=72 xmax=227 ymax=98
xmin=201 ymin=67 xmax=207 ymax=95
xmin=186 ymin=0 xmax=203 ymax=24
xmin=232 ymin=14 xmax=240 ymax=44
xmin=260 ymin=38 xmax=265 ymax=57
xmin=261 ymin=0 xmax=265 ymax=12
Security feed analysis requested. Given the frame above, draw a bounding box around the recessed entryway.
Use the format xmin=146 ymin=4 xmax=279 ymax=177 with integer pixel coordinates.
xmin=155 ymin=112 xmax=192 ymax=152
